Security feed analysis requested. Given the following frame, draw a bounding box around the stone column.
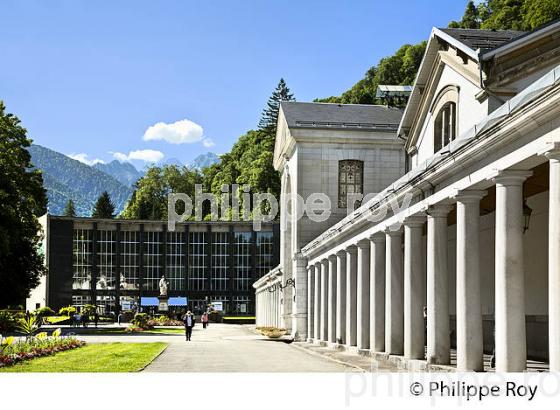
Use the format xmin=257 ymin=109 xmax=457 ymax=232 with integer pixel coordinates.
xmin=370 ymin=233 xmax=385 ymax=352
xmin=313 ymin=262 xmax=321 ymax=341
xmin=357 ymin=239 xmax=371 ymax=350
xmin=346 ymin=246 xmax=358 ymax=347
xmin=320 ymin=259 xmax=329 ymax=341
xmin=403 ymin=215 xmax=426 ymax=360
xmin=426 ymin=205 xmax=452 ymax=365
xmin=385 ymin=228 xmax=404 ymax=355
xmin=493 ymin=170 xmax=531 ymax=372
xmin=546 ymin=150 xmax=560 ymax=371
xmin=336 ymin=250 xmax=347 ymax=345
xmin=454 ymin=190 xmax=486 ymax=371
xmin=307 ymin=265 xmax=315 ymax=342
xmin=327 ymin=255 xmax=337 ymax=343
xmin=292 ymin=253 xmax=308 ymax=340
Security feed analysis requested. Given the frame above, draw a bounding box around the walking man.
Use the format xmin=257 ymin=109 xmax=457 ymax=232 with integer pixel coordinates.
xmin=182 ymin=310 xmax=195 ymax=341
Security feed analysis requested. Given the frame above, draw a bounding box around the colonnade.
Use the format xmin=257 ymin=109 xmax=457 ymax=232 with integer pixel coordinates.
xmin=306 ymin=158 xmax=560 ymax=372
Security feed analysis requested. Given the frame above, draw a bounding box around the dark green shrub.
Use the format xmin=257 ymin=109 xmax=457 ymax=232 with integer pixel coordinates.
xmin=0 ymin=311 xmax=16 ymax=333
xmin=34 ymin=307 xmax=55 ymax=318
xmin=131 ymin=313 xmax=152 ymax=330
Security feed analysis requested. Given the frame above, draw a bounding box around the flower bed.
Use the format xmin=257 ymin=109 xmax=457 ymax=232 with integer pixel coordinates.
xmin=256 ymin=327 xmax=287 ymax=338
xmin=0 ymin=331 xmax=85 ymax=368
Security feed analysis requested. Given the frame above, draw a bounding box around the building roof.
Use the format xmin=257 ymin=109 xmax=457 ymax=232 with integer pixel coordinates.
xmin=439 ymin=28 xmax=526 ymax=52
xmin=280 ymin=101 xmax=403 ymax=131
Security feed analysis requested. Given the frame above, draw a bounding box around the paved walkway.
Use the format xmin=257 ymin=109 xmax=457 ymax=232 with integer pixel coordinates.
xmin=143 ymin=325 xmax=361 ymax=372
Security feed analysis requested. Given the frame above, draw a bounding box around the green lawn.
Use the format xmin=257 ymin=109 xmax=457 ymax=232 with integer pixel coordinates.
xmin=0 ymin=342 xmax=167 ymax=372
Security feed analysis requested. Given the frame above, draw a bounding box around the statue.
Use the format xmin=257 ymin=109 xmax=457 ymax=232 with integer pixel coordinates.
xmin=159 ymin=275 xmax=169 ymax=297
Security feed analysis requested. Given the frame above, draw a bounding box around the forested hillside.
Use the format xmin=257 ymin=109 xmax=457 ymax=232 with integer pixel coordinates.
xmin=315 ymin=0 xmax=560 ymax=104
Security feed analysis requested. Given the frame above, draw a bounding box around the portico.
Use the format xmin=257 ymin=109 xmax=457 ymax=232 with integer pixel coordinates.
xmin=254 ymin=22 xmax=560 ymax=371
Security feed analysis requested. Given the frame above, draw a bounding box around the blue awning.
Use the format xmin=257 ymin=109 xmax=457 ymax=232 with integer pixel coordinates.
xmin=140 ymin=297 xmax=188 ymax=307
xmin=169 ymin=297 xmax=188 ymax=306
xmin=140 ymin=297 xmax=159 ymax=306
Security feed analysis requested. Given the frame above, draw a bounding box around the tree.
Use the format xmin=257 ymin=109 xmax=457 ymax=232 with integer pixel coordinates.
xmin=523 ymin=0 xmax=560 ymax=30
xmin=121 ymin=165 xmax=202 ymax=220
xmin=92 ymin=191 xmax=115 ymax=219
xmin=63 ymin=199 xmax=76 ymax=217
xmin=449 ymin=1 xmax=481 ymax=28
xmin=0 ymin=101 xmax=48 ymax=307
xmin=258 ymin=78 xmax=295 ymax=134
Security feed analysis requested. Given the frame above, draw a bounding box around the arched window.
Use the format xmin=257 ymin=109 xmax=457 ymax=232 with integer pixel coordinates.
xmin=434 ymin=102 xmax=456 ymax=153
xmin=338 ymin=160 xmax=363 ymax=208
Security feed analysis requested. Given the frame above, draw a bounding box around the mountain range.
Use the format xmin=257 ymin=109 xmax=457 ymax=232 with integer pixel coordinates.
xmin=27 ymin=145 xmax=221 ymax=217
xmin=28 ymin=145 xmax=134 ymax=217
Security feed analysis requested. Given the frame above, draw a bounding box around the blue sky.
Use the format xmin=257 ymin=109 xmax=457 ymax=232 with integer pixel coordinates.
xmin=0 ymin=0 xmax=467 ymax=169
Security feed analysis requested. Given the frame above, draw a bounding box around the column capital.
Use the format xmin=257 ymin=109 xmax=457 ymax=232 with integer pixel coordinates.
xmin=292 ymin=252 xmax=308 ymax=263
xmin=307 ymin=264 xmax=315 ymax=273
xmin=335 ymin=249 xmax=347 ymax=258
xmin=320 ymin=258 xmax=329 ymax=265
xmin=369 ymin=232 xmax=386 ymax=243
xmin=384 ymin=224 xmax=403 ymax=236
xmin=314 ymin=261 xmax=322 ymax=269
xmin=489 ymin=169 xmax=532 ymax=186
xmin=538 ymin=141 xmax=560 ymax=160
xmin=427 ymin=204 xmax=454 ymax=218
xmin=345 ymin=244 xmax=358 ymax=255
xmin=453 ymin=189 xmax=487 ymax=203
xmin=328 ymin=254 xmax=337 ymax=262
xmin=402 ymin=213 xmax=426 ymax=228
xmin=356 ymin=238 xmax=370 ymax=248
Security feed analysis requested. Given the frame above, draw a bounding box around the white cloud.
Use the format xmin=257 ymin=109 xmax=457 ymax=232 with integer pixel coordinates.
xmin=111 ymin=149 xmax=164 ymax=163
xmin=68 ymin=153 xmax=105 ymax=166
xmin=202 ymin=137 xmax=215 ymax=148
xmin=143 ymin=118 xmax=204 ymax=145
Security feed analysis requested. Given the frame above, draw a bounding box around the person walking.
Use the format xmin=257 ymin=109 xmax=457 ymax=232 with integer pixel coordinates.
xmin=201 ymin=311 xmax=209 ymax=329
xmin=182 ymin=311 xmax=195 ymax=341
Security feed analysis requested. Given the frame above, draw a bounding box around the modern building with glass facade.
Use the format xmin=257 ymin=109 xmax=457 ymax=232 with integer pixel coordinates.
xmin=28 ymin=215 xmax=279 ymax=316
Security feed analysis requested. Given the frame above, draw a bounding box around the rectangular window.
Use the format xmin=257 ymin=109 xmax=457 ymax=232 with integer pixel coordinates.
xmin=166 ymin=231 xmax=185 ymax=292
xmin=120 ymin=231 xmax=139 ymax=291
xmin=338 ymin=160 xmax=364 ymax=208
xmin=211 ymin=232 xmax=229 ymax=291
xmin=143 ymin=231 xmax=162 ymax=292
xmin=189 ymin=231 xmax=207 ymax=291
xmin=73 ymin=229 xmax=93 ymax=290
xmin=234 ymin=232 xmax=252 ymax=291
xmin=256 ymin=232 xmax=274 ymax=278
xmin=97 ymin=230 xmax=116 ymax=290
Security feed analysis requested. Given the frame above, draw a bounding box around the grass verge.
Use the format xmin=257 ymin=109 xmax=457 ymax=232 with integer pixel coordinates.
xmin=0 ymin=342 xmax=167 ymax=372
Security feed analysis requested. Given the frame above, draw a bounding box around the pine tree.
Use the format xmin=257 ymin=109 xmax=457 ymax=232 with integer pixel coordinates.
xmin=461 ymin=1 xmax=481 ymax=28
xmin=92 ymin=191 xmax=115 ymax=219
xmin=63 ymin=199 xmax=76 ymax=217
xmin=258 ymin=78 xmax=295 ymax=134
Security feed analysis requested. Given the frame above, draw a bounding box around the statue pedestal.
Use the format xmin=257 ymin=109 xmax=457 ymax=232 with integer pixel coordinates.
xmin=158 ymin=296 xmax=169 ymax=312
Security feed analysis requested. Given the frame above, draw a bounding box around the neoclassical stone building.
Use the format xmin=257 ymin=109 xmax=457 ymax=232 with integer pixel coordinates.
xmin=255 ymin=21 xmax=560 ymax=372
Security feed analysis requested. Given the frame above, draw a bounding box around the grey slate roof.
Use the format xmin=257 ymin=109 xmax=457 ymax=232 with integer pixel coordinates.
xmin=280 ymin=102 xmax=403 ymax=131
xmin=440 ymin=28 xmax=526 ymax=52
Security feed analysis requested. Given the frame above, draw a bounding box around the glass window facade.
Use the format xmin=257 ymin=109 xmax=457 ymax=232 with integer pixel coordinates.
xmin=65 ymin=222 xmax=278 ymax=315
xmin=73 ymin=229 xmax=92 ymax=290
xmin=234 ymin=232 xmax=252 ymax=291
xmin=211 ymin=232 xmax=229 ymax=291
xmin=143 ymin=231 xmax=162 ymax=291
xmin=189 ymin=231 xmax=207 ymax=291
xmin=166 ymin=231 xmax=185 ymax=291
